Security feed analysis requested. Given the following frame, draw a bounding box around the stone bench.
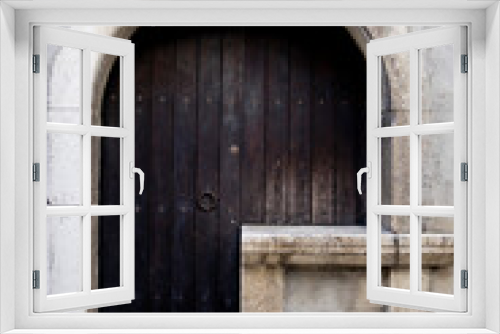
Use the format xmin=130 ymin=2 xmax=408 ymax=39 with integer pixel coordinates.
xmin=241 ymin=226 xmax=454 ymax=312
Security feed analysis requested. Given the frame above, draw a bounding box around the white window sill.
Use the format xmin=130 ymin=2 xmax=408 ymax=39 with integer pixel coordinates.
xmin=4 ymin=329 xmax=497 ymax=334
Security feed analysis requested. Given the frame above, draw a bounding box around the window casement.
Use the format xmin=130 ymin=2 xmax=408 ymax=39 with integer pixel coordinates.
xmin=30 ymin=25 xmax=468 ymax=315
xmin=360 ymin=25 xmax=467 ymax=312
xmin=33 ymin=26 xmax=139 ymax=312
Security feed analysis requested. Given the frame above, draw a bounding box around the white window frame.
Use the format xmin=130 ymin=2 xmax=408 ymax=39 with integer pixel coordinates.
xmin=32 ymin=26 xmax=135 ymax=312
xmin=365 ymin=26 xmax=467 ymax=312
xmin=1 ymin=2 xmax=497 ymax=333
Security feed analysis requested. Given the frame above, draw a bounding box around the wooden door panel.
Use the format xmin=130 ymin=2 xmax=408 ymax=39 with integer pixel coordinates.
xmin=241 ymin=33 xmax=265 ymax=226
xmin=149 ymin=37 xmax=175 ymax=312
xmin=219 ymin=31 xmax=244 ymax=312
xmin=265 ymin=35 xmax=289 ymax=226
xmin=289 ymin=35 xmax=312 ymax=226
xmin=172 ymin=36 xmax=197 ymax=312
xmin=312 ymin=43 xmax=334 ymax=225
xmin=98 ymin=27 xmax=366 ymax=312
xmin=196 ymin=33 xmax=221 ymax=312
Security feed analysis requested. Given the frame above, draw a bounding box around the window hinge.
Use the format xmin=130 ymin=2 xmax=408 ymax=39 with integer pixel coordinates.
xmin=461 ymin=162 xmax=468 ymax=182
xmin=461 ymin=270 xmax=468 ymax=289
xmin=461 ymin=54 xmax=468 ymax=73
xmin=33 ymin=54 xmax=40 ymax=73
xmin=33 ymin=163 xmax=40 ymax=182
xmin=33 ymin=270 xmax=40 ymax=289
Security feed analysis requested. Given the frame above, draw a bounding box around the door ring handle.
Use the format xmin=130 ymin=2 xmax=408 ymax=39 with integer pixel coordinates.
xmin=197 ymin=191 xmax=218 ymax=212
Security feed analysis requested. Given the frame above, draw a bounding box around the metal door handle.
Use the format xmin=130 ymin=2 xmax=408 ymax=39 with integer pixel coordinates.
xmin=130 ymin=162 xmax=145 ymax=195
xmin=357 ymin=162 xmax=371 ymax=195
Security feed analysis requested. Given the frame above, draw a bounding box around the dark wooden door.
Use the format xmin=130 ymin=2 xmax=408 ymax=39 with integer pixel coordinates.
xmin=97 ymin=27 xmax=366 ymax=312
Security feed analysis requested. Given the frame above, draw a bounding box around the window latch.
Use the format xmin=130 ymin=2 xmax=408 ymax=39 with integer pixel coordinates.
xmin=129 ymin=162 xmax=144 ymax=195
xmin=357 ymin=162 xmax=372 ymax=195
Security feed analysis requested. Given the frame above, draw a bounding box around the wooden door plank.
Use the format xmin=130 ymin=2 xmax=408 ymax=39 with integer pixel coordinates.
xmin=241 ymin=32 xmax=265 ymax=226
xmin=172 ymin=35 xmax=197 ymax=312
xmin=311 ymin=45 xmax=334 ymax=225
xmin=196 ymin=32 xmax=221 ymax=312
xmin=334 ymin=95 xmax=356 ymax=226
xmin=220 ymin=31 xmax=244 ymax=312
xmin=265 ymin=34 xmax=289 ymax=226
xmin=149 ymin=30 xmax=175 ymax=311
xmin=289 ymin=35 xmax=312 ymax=226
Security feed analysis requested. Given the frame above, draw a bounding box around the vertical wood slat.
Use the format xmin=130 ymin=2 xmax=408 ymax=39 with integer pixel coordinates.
xmin=312 ymin=46 xmax=334 ymax=225
xmin=335 ymin=96 xmax=356 ymax=225
xmin=196 ymin=33 xmax=221 ymax=312
xmin=149 ymin=30 xmax=175 ymax=311
xmin=172 ymin=36 xmax=197 ymax=312
xmin=241 ymin=33 xmax=265 ymax=225
xmin=289 ymin=37 xmax=311 ymax=226
xmin=265 ymin=35 xmax=289 ymax=225
xmin=219 ymin=32 xmax=244 ymax=311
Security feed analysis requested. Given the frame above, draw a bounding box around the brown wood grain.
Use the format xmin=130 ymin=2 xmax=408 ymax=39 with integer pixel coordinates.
xmin=265 ymin=34 xmax=289 ymax=226
xmin=172 ymin=34 xmax=197 ymax=312
xmin=241 ymin=32 xmax=266 ymax=226
xmin=195 ymin=32 xmax=221 ymax=312
xmin=219 ymin=31 xmax=244 ymax=311
xmin=149 ymin=30 xmax=175 ymax=311
xmin=311 ymin=43 xmax=334 ymax=225
xmin=289 ymin=35 xmax=312 ymax=226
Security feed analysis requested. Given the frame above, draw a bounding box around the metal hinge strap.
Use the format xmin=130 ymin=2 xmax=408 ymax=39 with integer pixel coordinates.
xmin=33 ymin=54 xmax=40 ymax=73
xmin=461 ymin=54 xmax=468 ymax=73
xmin=461 ymin=270 xmax=468 ymax=289
xmin=33 ymin=163 xmax=40 ymax=182
xmin=461 ymin=162 xmax=468 ymax=182
xmin=33 ymin=270 xmax=40 ymax=289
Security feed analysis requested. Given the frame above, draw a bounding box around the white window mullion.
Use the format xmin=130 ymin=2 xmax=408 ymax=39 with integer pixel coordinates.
xmin=373 ymin=125 xmax=411 ymax=138
xmin=90 ymin=126 xmax=129 ymax=138
xmin=82 ymin=48 xmax=91 ymax=295
xmin=373 ymin=205 xmax=454 ymax=217
xmin=366 ymin=48 xmax=379 ymax=296
xmin=409 ymin=47 xmax=420 ymax=295
xmin=46 ymin=123 xmax=88 ymax=135
xmin=82 ymin=214 xmax=91 ymax=294
xmin=46 ymin=123 xmax=130 ymax=138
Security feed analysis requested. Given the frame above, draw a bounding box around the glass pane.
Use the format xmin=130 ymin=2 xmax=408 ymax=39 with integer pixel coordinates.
xmin=421 ymin=133 xmax=454 ymax=206
xmin=380 ymin=51 xmax=410 ymax=127
xmin=47 ymin=44 xmax=82 ymax=124
xmin=47 ymin=216 xmax=82 ymax=295
xmin=380 ymin=215 xmax=410 ymax=290
xmin=91 ymin=216 xmax=121 ymax=290
xmin=47 ymin=133 xmax=82 ymax=206
xmin=420 ymin=44 xmax=454 ymax=124
xmin=421 ymin=217 xmax=454 ymax=294
xmin=91 ymin=52 xmax=120 ymax=127
xmin=91 ymin=137 xmax=121 ymax=205
xmin=381 ymin=137 xmax=410 ymax=205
